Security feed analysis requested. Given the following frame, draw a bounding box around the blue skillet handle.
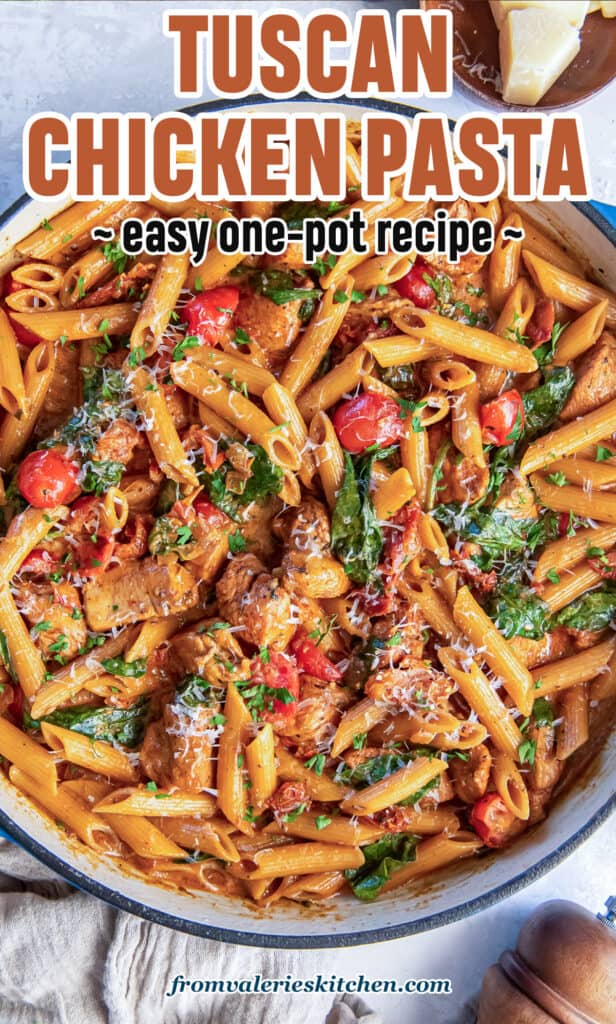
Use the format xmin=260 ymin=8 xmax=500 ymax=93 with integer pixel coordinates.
xmin=591 ymin=201 xmax=616 ymax=229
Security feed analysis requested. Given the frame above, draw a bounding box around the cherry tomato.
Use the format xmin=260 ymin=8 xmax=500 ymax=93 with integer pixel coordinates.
xmin=291 ymin=629 xmax=342 ymax=682
xmin=193 ymin=495 xmax=228 ymax=526
xmin=77 ymin=535 xmax=114 ymax=577
xmin=480 ymin=389 xmax=525 ymax=447
xmin=332 ymin=392 xmax=403 ymax=453
xmin=527 ymin=299 xmax=555 ymax=346
xmin=18 ymin=547 xmax=60 ymax=577
xmin=181 ymin=286 xmax=239 ymax=347
xmin=17 ymin=450 xmax=81 ymax=508
xmin=469 ymin=793 xmax=516 ymax=848
xmin=393 ymin=257 xmax=436 ymax=309
xmin=251 ymin=651 xmax=300 ymax=719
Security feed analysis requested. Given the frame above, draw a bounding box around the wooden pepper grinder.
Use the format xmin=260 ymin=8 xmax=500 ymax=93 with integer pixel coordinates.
xmin=477 ymin=897 xmax=616 ymax=1023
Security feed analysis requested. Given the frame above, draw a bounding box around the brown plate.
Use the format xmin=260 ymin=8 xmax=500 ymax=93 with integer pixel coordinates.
xmin=420 ymin=0 xmax=616 ymax=110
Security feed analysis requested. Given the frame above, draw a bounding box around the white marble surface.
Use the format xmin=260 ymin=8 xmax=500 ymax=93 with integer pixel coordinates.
xmin=0 ymin=2 xmax=614 ymax=1021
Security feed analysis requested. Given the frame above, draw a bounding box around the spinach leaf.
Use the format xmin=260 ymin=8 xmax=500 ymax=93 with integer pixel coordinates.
xmin=100 ymin=657 xmax=147 ymax=678
xmin=38 ymin=701 xmax=148 ymax=747
xmin=201 ymin=443 xmax=283 ymax=521
xmin=484 ymin=583 xmax=551 ymax=639
xmin=331 ymin=452 xmax=383 ymax=585
xmin=278 ymin=200 xmax=347 ymax=230
xmin=522 ymin=367 xmax=575 ymax=441
xmin=335 ymin=750 xmax=414 ymax=788
xmin=248 ymin=268 xmax=321 ymax=309
xmin=345 ymin=834 xmax=418 ymax=901
xmin=532 ymin=697 xmax=554 ymax=727
xmin=148 ymin=517 xmax=194 ymax=556
xmin=434 ymin=505 xmax=559 ymax=576
xmin=81 ymin=459 xmax=124 ymax=495
xmin=174 ymin=674 xmax=219 ymax=708
xmin=554 ymin=585 xmax=616 ymax=632
xmin=398 ymin=774 xmax=441 ymax=807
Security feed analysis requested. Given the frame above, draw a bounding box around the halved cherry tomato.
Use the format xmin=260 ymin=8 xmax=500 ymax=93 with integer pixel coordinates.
xmin=469 ymin=793 xmax=516 ymax=848
xmin=332 ymin=392 xmax=403 ymax=453
xmin=393 ymin=257 xmax=436 ymax=309
xmin=251 ymin=651 xmax=300 ymax=719
xmin=181 ymin=286 xmax=239 ymax=346
xmin=17 ymin=450 xmax=81 ymax=508
xmin=77 ymin=535 xmax=114 ymax=577
xmin=192 ymin=495 xmax=229 ymax=527
xmin=527 ymin=299 xmax=555 ymax=346
xmin=18 ymin=547 xmax=61 ymax=576
xmin=480 ymin=389 xmax=525 ymax=447
xmin=291 ymin=629 xmax=342 ymax=682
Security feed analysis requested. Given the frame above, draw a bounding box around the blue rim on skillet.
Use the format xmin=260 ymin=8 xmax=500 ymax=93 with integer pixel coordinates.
xmin=0 ymin=94 xmax=613 ymax=948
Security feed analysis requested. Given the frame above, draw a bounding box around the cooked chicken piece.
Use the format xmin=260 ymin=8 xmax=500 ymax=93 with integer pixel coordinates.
xmin=365 ymin=662 xmax=454 ymax=709
xmin=450 ymin=543 xmax=497 ymax=594
xmin=561 ymin=332 xmax=616 ymax=422
xmin=140 ymin=696 xmax=221 ymax=791
xmin=216 ymin=553 xmax=294 ymax=651
xmin=267 ymin=242 xmax=307 ymax=271
xmin=528 ymin=786 xmax=555 ymax=826
xmin=95 ymin=419 xmax=143 ymax=465
xmin=567 ymin=627 xmax=605 ymax=650
xmin=14 ymin=581 xmax=86 ymax=662
xmin=239 ymin=497 xmax=279 ymax=563
xmin=439 ymin=454 xmax=490 ymax=505
xmin=276 ymin=677 xmax=351 ymax=755
xmin=233 ymin=286 xmax=304 ymax=368
xmin=424 ymin=200 xmax=489 ymax=279
xmin=77 ymin=261 xmax=157 ymax=307
xmin=34 ymin=341 xmax=81 ymax=441
xmin=494 ymin=473 xmax=538 ymax=520
xmin=367 ymin=603 xmax=426 ymax=668
xmin=341 ymin=745 xmax=383 ymax=769
xmin=83 ymin=557 xmax=199 ymax=631
xmin=450 ymin=743 xmax=492 ymax=804
xmin=509 ymin=627 xmax=569 ymax=669
xmin=474 ymin=364 xmax=507 ymax=402
xmin=281 ymin=499 xmax=349 ymax=599
xmin=113 ymin=515 xmax=152 ymax=561
xmin=171 ymin=619 xmax=251 ymax=687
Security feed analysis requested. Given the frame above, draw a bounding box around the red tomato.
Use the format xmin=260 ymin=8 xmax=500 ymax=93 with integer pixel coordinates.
xmin=7 ymin=685 xmax=24 ymax=725
xmin=469 ymin=793 xmax=516 ymax=848
xmin=251 ymin=652 xmax=300 ymax=719
xmin=193 ymin=495 xmax=228 ymax=526
xmin=558 ymin=512 xmax=575 ymax=538
xmin=17 ymin=450 xmax=81 ymax=508
xmin=19 ymin=547 xmax=60 ymax=576
xmin=77 ymin=535 xmax=114 ymax=577
xmin=393 ymin=257 xmax=436 ymax=309
xmin=291 ymin=629 xmax=342 ymax=682
xmin=480 ymin=389 xmax=525 ymax=446
xmin=181 ymin=286 xmax=239 ymax=346
xmin=527 ymin=299 xmax=555 ymax=345
xmin=7 ymin=312 xmax=42 ymax=348
xmin=332 ymin=393 xmax=403 ymax=453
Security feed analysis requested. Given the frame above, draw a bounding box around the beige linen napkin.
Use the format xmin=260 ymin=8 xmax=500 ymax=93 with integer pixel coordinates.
xmin=0 ymin=839 xmax=381 ymax=1024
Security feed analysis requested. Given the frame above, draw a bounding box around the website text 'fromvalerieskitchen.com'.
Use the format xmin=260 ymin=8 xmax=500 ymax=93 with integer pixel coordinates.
xmin=165 ymin=974 xmax=453 ymax=997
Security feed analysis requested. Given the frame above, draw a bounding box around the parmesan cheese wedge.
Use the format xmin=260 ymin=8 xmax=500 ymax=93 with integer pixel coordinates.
xmin=499 ymin=8 xmax=581 ymax=105
xmin=490 ymin=1 xmax=589 ymax=29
